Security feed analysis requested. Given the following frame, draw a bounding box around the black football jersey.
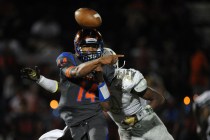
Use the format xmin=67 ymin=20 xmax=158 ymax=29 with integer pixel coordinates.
xmin=56 ymin=52 xmax=114 ymax=126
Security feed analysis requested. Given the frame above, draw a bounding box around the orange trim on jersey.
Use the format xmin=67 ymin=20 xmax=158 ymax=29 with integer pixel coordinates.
xmin=65 ymin=66 xmax=75 ymax=78
xmin=77 ymin=87 xmax=84 ymax=102
xmin=63 ymin=58 xmax=67 ymax=63
xmin=57 ymin=57 xmax=68 ymax=66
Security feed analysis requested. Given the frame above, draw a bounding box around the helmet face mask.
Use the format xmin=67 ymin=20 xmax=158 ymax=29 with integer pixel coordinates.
xmin=74 ymin=29 xmax=104 ymax=62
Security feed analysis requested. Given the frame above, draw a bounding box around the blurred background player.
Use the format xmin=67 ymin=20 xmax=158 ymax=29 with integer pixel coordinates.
xmin=21 ymin=28 xmax=124 ymax=140
xmin=193 ymin=90 xmax=210 ymax=140
xmin=22 ymin=45 xmax=173 ymax=140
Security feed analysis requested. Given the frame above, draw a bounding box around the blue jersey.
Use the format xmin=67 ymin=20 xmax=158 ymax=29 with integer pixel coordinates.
xmin=56 ymin=52 xmax=114 ymax=126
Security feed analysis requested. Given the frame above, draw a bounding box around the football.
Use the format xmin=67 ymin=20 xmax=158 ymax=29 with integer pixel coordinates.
xmin=74 ymin=8 xmax=102 ymax=28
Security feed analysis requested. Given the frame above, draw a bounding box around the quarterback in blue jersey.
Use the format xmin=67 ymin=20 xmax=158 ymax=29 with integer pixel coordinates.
xmin=21 ymin=29 xmax=124 ymax=140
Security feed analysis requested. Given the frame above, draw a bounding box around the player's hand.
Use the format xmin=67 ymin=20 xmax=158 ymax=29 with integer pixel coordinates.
xmin=99 ymin=54 xmax=124 ymax=65
xmin=95 ymin=64 xmax=103 ymax=72
xmin=20 ymin=66 xmax=40 ymax=82
xmin=121 ymin=115 xmax=138 ymax=126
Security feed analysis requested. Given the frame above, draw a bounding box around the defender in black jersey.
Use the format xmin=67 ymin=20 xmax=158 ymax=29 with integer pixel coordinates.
xmin=21 ymin=29 xmax=124 ymax=140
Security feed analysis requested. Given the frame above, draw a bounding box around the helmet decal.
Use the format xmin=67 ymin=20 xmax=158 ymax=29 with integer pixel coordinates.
xmin=85 ymin=38 xmax=97 ymax=43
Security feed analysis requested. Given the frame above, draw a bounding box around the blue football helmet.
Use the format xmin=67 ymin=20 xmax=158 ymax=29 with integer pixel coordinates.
xmin=74 ymin=29 xmax=104 ymax=62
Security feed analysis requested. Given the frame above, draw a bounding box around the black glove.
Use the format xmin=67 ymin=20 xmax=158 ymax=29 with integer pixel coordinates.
xmin=20 ymin=66 xmax=40 ymax=82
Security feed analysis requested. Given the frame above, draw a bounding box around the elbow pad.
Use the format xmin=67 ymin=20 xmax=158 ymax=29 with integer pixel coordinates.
xmin=37 ymin=75 xmax=58 ymax=93
xmin=98 ymin=82 xmax=110 ymax=102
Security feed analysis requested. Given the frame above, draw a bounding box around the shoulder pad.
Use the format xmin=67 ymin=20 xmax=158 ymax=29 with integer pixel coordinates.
xmin=128 ymin=69 xmax=144 ymax=84
xmin=116 ymin=68 xmax=145 ymax=92
xmin=56 ymin=52 xmax=77 ymax=67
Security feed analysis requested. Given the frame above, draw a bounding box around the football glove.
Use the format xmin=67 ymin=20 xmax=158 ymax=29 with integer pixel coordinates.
xmin=121 ymin=115 xmax=138 ymax=126
xmin=20 ymin=66 xmax=40 ymax=82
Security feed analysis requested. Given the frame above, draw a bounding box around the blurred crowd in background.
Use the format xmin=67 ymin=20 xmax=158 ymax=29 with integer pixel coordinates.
xmin=1 ymin=0 xmax=210 ymax=140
